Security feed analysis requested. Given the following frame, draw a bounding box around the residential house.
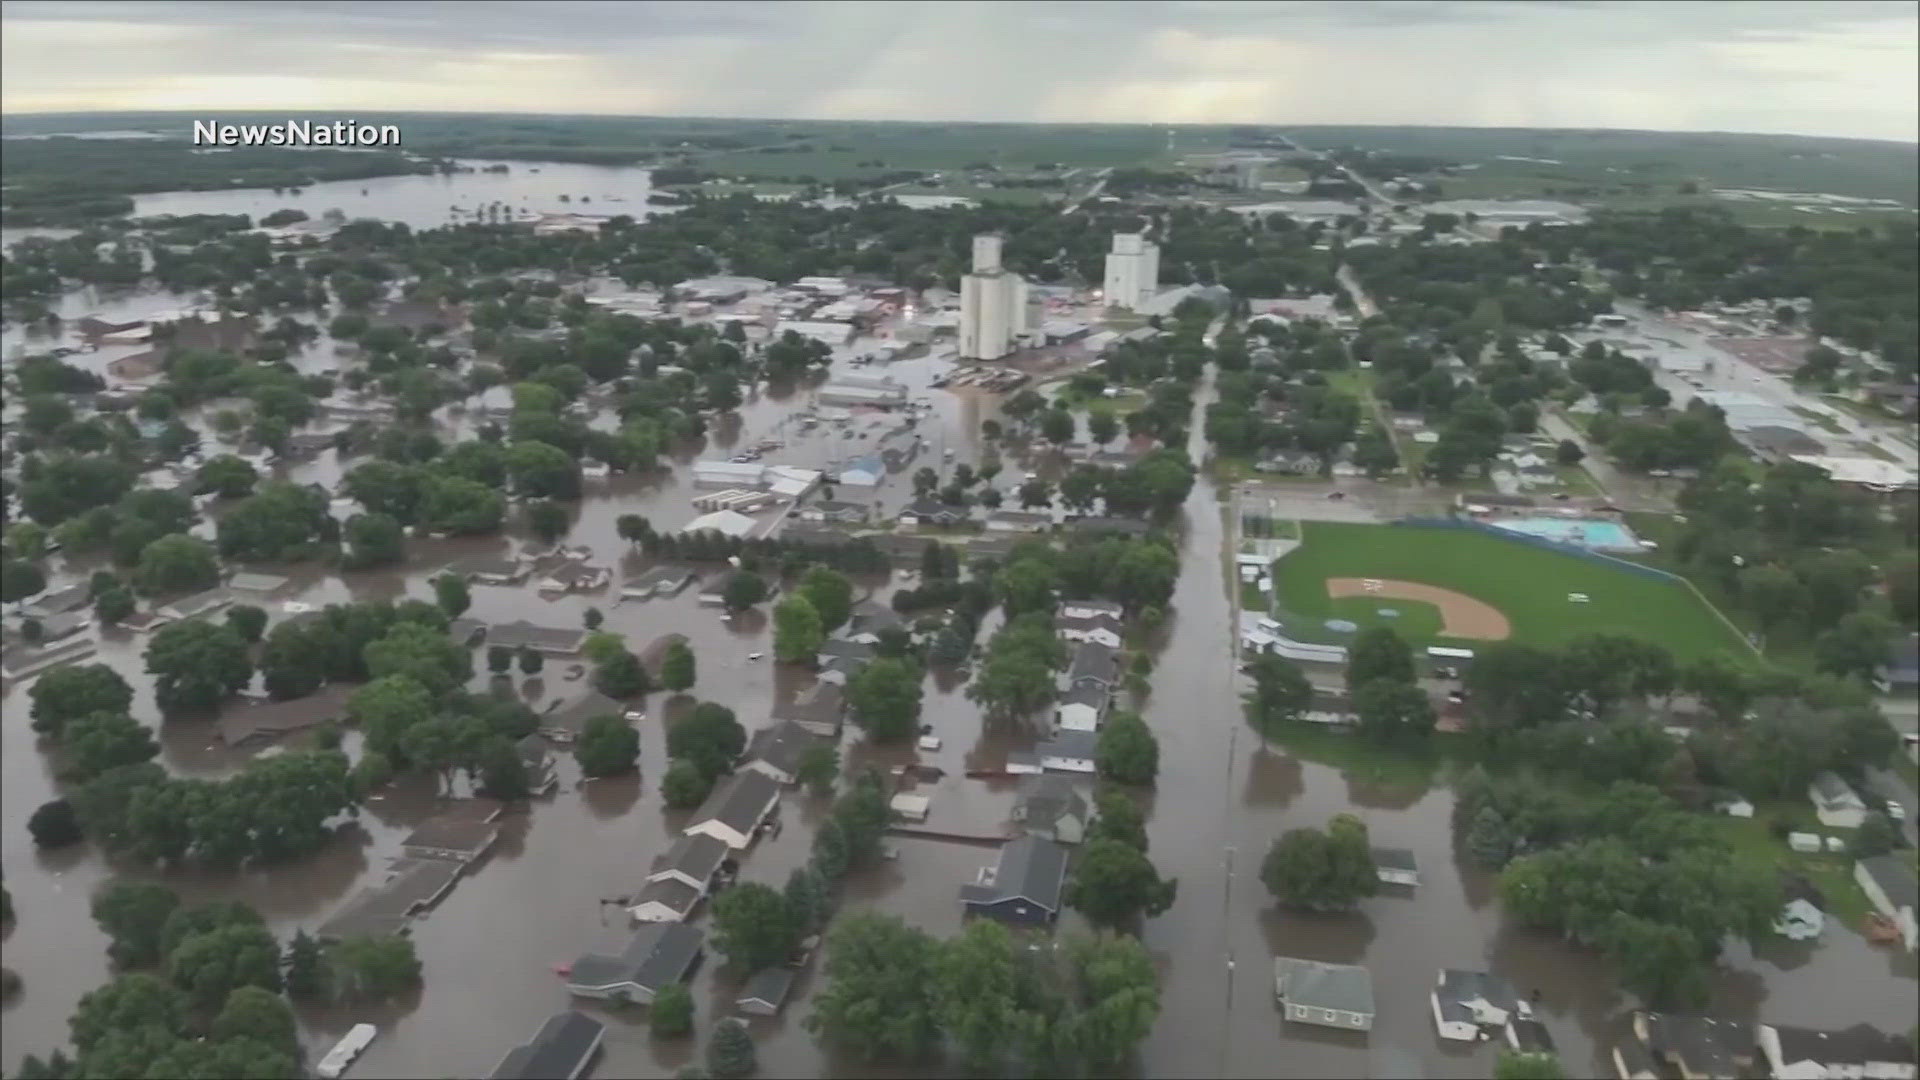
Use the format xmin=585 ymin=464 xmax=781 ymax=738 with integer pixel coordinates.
xmin=33 ymin=610 xmax=89 ymax=643
xmin=684 ymin=770 xmax=782 ymax=850
xmin=1067 ymin=516 xmax=1151 ymax=537
xmin=741 ymin=720 xmax=815 ymax=786
xmin=1055 ymin=611 xmax=1124 ymax=649
xmin=156 ymin=588 xmax=233 ymax=623
xmin=1060 ymin=599 xmax=1125 ymax=622
xmin=1037 ymin=729 xmax=1099 ymax=774
xmin=620 ymin=566 xmax=695 ymax=600
xmin=564 ymin=923 xmax=704 ymax=1003
xmin=446 ymin=556 xmax=529 ymax=586
xmin=627 ymin=834 xmax=729 ymax=923
xmin=19 ymin=584 xmax=89 ymax=620
xmin=773 ymin=681 xmax=846 ymax=737
xmin=839 ymin=601 xmax=905 ymax=646
xmin=217 ymin=684 xmax=355 ymax=748
xmin=966 ymin=535 xmax=1020 ymax=560
xmin=735 ymin=966 xmax=800 ymax=1017
xmin=1065 ymin=640 xmax=1120 ymax=691
xmin=1506 ymin=1016 xmax=1558 ymax=1059
xmin=1372 ymin=847 xmax=1420 ymax=888
xmin=1855 ymin=855 xmax=1918 ymax=951
xmin=1257 ymin=450 xmax=1321 ymax=476
xmin=958 ymin=835 xmax=1070 ymax=927
xmin=516 ymin=734 xmax=559 ymax=796
xmin=489 ymin=620 xmax=588 ymax=655
xmin=985 ymin=510 xmax=1052 ymax=533
xmin=1273 ymin=957 xmax=1375 ymax=1032
xmin=798 ymin=500 xmax=869 ymax=525
xmin=1431 ymin=969 xmax=1519 ymax=1041
xmin=1012 ymin=774 xmax=1090 ymax=844
xmin=226 ymin=571 xmax=291 ymax=594
xmin=538 ymin=562 xmax=612 ymax=595
xmin=401 ymin=818 xmax=500 ymax=864
xmin=487 ymin=1012 xmax=605 ymax=1080
xmin=697 ymin=569 xmax=778 ymax=607
xmin=1757 ymin=1022 xmax=1917 ymax=1080
xmin=1055 ymin=682 xmax=1110 ymax=733
xmin=1615 ymin=1012 xmax=1755 ymax=1080
xmin=1878 ymin=632 xmax=1919 ymax=693
xmin=1810 ymin=771 xmax=1868 ymax=828
xmin=538 ymin=691 xmax=630 ymax=741
xmin=899 ymin=498 xmax=969 ymax=530
xmin=816 ymin=637 xmax=876 ymax=671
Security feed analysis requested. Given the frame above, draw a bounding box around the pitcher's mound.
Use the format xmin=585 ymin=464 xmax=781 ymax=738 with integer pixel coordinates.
xmin=1325 ymin=578 xmax=1511 ymax=640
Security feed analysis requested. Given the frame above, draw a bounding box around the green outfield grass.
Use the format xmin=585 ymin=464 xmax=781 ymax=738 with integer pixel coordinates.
xmin=1323 ymin=595 xmax=1447 ymax=642
xmin=1272 ymin=521 xmax=1751 ymax=659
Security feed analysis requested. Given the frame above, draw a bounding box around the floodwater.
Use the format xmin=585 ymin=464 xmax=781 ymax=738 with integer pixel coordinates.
xmin=4 ymin=204 xmax=1917 ymax=1078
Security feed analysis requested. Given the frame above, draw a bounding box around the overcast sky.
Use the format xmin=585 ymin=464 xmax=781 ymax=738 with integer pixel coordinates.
xmin=3 ymin=0 xmax=1915 ymax=142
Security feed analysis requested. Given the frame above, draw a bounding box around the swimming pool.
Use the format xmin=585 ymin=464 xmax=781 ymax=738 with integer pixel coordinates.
xmin=1491 ymin=516 xmax=1641 ymax=552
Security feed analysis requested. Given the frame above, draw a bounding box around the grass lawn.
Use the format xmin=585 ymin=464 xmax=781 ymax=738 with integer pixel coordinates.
xmin=1708 ymin=805 xmax=1876 ymax=930
xmin=1324 ymin=595 xmax=1447 ymax=641
xmin=1790 ymin=405 xmax=1848 ymax=436
xmin=1272 ymin=521 xmax=1751 ymax=659
xmin=1255 ymin=721 xmax=1466 ymax=790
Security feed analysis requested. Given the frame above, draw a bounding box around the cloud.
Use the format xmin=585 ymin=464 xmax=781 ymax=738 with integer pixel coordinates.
xmin=2 ymin=0 xmax=1914 ymax=141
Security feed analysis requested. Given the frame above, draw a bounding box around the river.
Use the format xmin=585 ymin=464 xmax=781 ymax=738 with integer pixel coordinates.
xmin=2 ymin=176 xmax=1916 ymax=1079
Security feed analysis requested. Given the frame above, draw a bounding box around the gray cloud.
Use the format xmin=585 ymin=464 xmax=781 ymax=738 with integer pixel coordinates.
xmin=2 ymin=1 xmax=1914 ymax=141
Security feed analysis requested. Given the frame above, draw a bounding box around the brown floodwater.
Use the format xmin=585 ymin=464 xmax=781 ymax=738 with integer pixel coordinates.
xmin=5 ymin=326 xmax=1916 ymax=1080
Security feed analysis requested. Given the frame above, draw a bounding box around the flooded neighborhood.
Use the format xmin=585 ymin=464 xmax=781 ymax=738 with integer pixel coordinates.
xmin=4 ymin=113 xmax=1918 ymax=1080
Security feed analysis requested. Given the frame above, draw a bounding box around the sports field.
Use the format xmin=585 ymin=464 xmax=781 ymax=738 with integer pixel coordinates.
xmin=1270 ymin=522 xmax=1752 ymax=660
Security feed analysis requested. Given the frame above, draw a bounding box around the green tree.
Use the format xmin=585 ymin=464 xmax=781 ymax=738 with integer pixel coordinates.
xmin=69 ymin=972 xmax=187 ymax=1053
xmin=343 ymin=512 xmax=406 ymax=569
xmin=593 ymin=649 xmax=651 ymax=698
xmin=196 ymin=455 xmax=259 ymax=499
xmin=211 ymin=985 xmax=299 ymax=1057
xmin=846 ymin=656 xmax=924 ymax=741
xmin=773 ymin=594 xmax=825 ymax=663
xmin=284 ymin=929 xmax=326 ymax=1000
xmin=706 ymin=1017 xmax=756 ymax=1079
xmin=487 ymin=644 xmax=514 ymax=673
xmin=61 ymin=711 xmax=160 ymax=783
xmin=933 ymin=919 xmax=1025 ymax=1071
xmin=1345 ymin=626 xmax=1414 ymax=694
xmin=616 ymin=513 xmax=654 ymax=547
xmin=1089 ymin=411 xmax=1120 ymax=445
xmin=434 ymin=573 xmax=471 ymax=618
xmin=518 ymin=646 xmax=545 ymax=675
xmin=667 ymin=702 xmax=746 ymax=781
xmin=144 ymin=619 xmax=253 ymax=716
xmin=166 ymin=923 xmax=283 ymax=1009
xmin=661 ymin=640 xmax=697 ymax=692
xmin=29 ymin=663 xmax=134 ymax=737
xmin=364 ymin=621 xmax=471 ymax=695
xmin=223 ymin=603 xmax=268 ymax=644
xmin=662 ymin=758 xmax=714 ymax=808
xmin=797 ymin=742 xmax=840 ymax=795
xmin=28 ymin=797 xmax=84 ymax=847
xmin=90 ymin=881 xmax=181 ymax=968
xmin=95 ymin=586 xmax=136 ymax=625
xmin=324 ymin=934 xmax=421 ymax=1003
xmin=1088 ymin=788 xmax=1149 ymax=851
xmin=723 ymin=571 xmax=769 ymax=611
xmin=1 ymin=557 xmax=47 ymax=602
xmin=1097 ymin=711 xmax=1160 ymax=785
xmin=1853 ymin=812 xmax=1900 ymax=858
xmin=349 ymin=675 xmax=436 ymax=761
xmin=1261 ymin=813 xmax=1379 ymax=911
xmin=1065 ymin=838 xmax=1178 ymax=927
xmin=805 ymin=912 xmax=940 ymax=1060
xmin=525 ymin=499 xmax=570 ymax=542
xmin=711 ymin=881 xmax=801 ymax=971
xmin=1244 ymin=651 xmax=1314 ymax=739
xmin=475 ymin=735 xmax=531 ymax=800
xmin=575 ymin=714 xmax=641 ymax=778
xmin=134 ymin=533 xmax=221 ymax=597
xmin=1496 ymin=1051 xmax=1567 ymax=1080
xmin=651 ymin=981 xmax=694 ymax=1037
xmin=1353 ymin=677 xmax=1437 ymax=749
xmin=829 ymin=770 xmax=892 ymax=870
xmin=798 ymin=566 xmax=855 ymax=632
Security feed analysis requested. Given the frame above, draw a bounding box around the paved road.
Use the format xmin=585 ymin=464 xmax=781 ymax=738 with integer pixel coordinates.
xmin=1061 ymin=167 xmax=1112 ymax=216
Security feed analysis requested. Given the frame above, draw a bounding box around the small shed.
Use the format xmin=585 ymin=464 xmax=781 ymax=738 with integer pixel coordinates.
xmin=735 ymin=967 xmax=799 ymax=1017
xmin=1788 ymin=832 xmax=1823 ymax=854
xmin=889 ymin=793 xmax=931 ymax=822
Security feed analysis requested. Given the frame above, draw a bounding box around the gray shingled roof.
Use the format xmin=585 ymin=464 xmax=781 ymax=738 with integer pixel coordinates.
xmin=649 ymin=834 xmax=729 ymax=886
xmin=745 ymin=720 xmax=815 ymax=777
xmin=568 ymin=923 xmax=703 ymax=994
xmin=488 ymin=1012 xmax=604 ymax=1080
xmin=959 ymin=836 xmax=1068 ymax=912
xmin=1434 ymin=968 xmax=1517 ymax=1025
xmin=689 ymin=770 xmax=781 ymax=836
xmin=1275 ymin=957 xmax=1374 ymax=1015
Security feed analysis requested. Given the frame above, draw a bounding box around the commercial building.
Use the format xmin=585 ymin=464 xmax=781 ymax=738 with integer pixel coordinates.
xmin=1102 ymin=233 xmax=1161 ymax=312
xmin=959 ymin=234 xmax=1027 ymax=361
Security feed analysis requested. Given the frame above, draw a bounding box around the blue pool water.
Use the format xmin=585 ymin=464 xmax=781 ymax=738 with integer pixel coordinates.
xmin=1492 ymin=516 xmax=1640 ymax=551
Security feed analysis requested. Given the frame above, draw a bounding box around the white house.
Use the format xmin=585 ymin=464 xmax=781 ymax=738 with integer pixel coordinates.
xmin=1372 ymin=847 xmax=1420 ymax=887
xmin=1855 ymin=855 xmax=1919 ymax=952
xmin=626 ymin=834 xmax=729 ymax=923
xmin=1774 ymin=898 xmax=1824 ymax=941
xmin=1274 ymin=957 xmax=1374 ymax=1032
xmin=537 ymin=563 xmax=611 ymax=594
xmin=1758 ymin=1022 xmax=1918 ymax=1080
xmin=683 ymin=771 xmax=781 ymax=850
xmin=1037 ymin=730 xmax=1098 ymax=773
xmin=1054 ymin=682 xmax=1109 ymax=733
xmin=1810 ymin=772 xmax=1868 ymax=828
xmin=1431 ymin=969 xmax=1520 ymax=1042
xmin=1056 ymin=611 xmax=1124 ymax=648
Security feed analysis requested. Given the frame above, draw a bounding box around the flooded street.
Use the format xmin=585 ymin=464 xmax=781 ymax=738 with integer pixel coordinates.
xmin=5 ymin=181 xmax=1916 ymax=1080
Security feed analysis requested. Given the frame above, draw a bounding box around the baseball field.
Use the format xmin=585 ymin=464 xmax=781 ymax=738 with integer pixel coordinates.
xmin=1269 ymin=521 xmax=1752 ymax=660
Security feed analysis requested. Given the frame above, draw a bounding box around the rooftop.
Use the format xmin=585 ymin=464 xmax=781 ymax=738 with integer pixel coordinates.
xmin=959 ymin=835 xmax=1069 ymax=912
xmin=487 ymin=1012 xmax=604 ymax=1080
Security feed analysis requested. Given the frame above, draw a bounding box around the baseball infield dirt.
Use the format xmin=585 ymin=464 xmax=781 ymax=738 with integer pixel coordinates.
xmin=1325 ymin=578 xmax=1512 ymax=641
